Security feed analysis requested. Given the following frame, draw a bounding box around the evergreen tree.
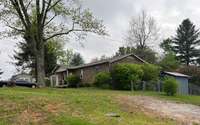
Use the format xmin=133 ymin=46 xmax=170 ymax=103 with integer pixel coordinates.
xmin=172 ymin=19 xmax=200 ymax=65
xmin=13 ymin=39 xmax=71 ymax=76
xmin=70 ymin=53 xmax=84 ymax=66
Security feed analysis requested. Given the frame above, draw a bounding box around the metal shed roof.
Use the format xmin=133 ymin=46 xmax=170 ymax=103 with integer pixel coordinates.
xmin=163 ymin=71 xmax=191 ymax=78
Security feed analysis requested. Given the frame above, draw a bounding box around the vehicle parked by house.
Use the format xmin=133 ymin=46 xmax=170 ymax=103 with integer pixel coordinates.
xmin=11 ymin=73 xmax=36 ymax=83
xmin=0 ymin=81 xmax=8 ymax=87
xmin=0 ymin=80 xmax=37 ymax=88
xmin=14 ymin=80 xmax=37 ymax=88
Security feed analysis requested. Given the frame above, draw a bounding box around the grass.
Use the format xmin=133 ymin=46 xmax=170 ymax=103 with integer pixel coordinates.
xmin=127 ymin=91 xmax=200 ymax=106
xmin=0 ymin=87 xmax=199 ymax=125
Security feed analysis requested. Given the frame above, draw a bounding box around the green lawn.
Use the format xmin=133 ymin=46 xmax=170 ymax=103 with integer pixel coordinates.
xmin=0 ymin=87 xmax=199 ymax=125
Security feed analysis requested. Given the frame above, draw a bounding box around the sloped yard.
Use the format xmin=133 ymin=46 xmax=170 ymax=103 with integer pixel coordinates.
xmin=0 ymin=87 xmax=199 ymax=125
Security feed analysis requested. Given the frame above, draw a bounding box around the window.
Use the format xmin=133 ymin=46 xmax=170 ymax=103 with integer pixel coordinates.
xmin=95 ymin=66 xmax=100 ymax=71
xmin=80 ymin=69 xmax=84 ymax=79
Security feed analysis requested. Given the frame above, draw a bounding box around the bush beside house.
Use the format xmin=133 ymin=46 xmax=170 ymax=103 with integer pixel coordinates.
xmin=163 ymin=77 xmax=178 ymax=96
xmin=66 ymin=75 xmax=81 ymax=88
xmin=141 ymin=64 xmax=160 ymax=82
xmin=111 ymin=64 xmax=143 ymax=90
xmin=61 ymin=63 xmax=161 ymax=91
xmin=141 ymin=64 xmax=160 ymax=90
xmin=94 ymin=72 xmax=111 ymax=89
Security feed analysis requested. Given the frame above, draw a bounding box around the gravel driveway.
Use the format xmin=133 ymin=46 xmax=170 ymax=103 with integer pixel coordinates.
xmin=118 ymin=96 xmax=200 ymax=125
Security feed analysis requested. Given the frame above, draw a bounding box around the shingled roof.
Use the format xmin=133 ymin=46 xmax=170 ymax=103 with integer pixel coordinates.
xmin=55 ymin=53 xmax=146 ymax=73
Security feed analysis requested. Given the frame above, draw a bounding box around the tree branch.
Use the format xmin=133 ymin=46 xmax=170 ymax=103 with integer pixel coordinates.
xmin=42 ymin=0 xmax=52 ymax=27
xmin=18 ymin=0 xmax=31 ymax=26
xmin=25 ymin=0 xmax=33 ymax=10
xmin=47 ymin=0 xmax=62 ymax=11
xmin=9 ymin=0 xmax=28 ymax=29
xmin=2 ymin=18 xmax=25 ymax=32
xmin=41 ymin=0 xmax=46 ymax=19
xmin=45 ymin=29 xmax=91 ymax=41
xmin=44 ymin=13 xmax=57 ymax=27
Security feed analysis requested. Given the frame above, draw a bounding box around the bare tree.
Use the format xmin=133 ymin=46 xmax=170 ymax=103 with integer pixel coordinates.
xmin=0 ymin=0 xmax=106 ymax=86
xmin=126 ymin=10 xmax=159 ymax=49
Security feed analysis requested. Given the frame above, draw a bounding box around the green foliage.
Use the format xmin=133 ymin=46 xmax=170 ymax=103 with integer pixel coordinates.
xmin=70 ymin=53 xmax=85 ymax=66
xmin=141 ymin=64 xmax=160 ymax=82
xmin=66 ymin=75 xmax=81 ymax=88
xmin=160 ymin=38 xmax=173 ymax=53
xmin=159 ymin=52 xmax=180 ymax=71
xmin=45 ymin=41 xmax=57 ymax=76
xmin=14 ymin=39 xmax=71 ymax=76
xmin=115 ymin=46 xmax=158 ymax=63
xmin=115 ymin=46 xmax=135 ymax=56
xmin=172 ymin=19 xmax=200 ymax=65
xmin=94 ymin=72 xmax=111 ymax=89
xmin=163 ymin=77 xmax=178 ymax=96
xmin=58 ymin=49 xmax=74 ymax=66
xmin=111 ymin=64 xmax=143 ymax=90
xmin=133 ymin=47 xmax=158 ymax=64
xmin=177 ymin=66 xmax=200 ymax=86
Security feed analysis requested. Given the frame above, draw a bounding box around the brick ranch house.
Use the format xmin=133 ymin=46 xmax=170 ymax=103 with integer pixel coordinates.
xmin=50 ymin=54 xmax=146 ymax=87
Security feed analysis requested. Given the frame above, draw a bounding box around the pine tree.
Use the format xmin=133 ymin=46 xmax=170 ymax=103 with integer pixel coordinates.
xmin=172 ymin=19 xmax=200 ymax=65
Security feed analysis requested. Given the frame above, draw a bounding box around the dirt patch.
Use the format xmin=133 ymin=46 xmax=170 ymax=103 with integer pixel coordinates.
xmin=45 ymin=103 xmax=65 ymax=114
xmin=16 ymin=109 xmax=45 ymax=125
xmin=117 ymin=96 xmax=200 ymax=125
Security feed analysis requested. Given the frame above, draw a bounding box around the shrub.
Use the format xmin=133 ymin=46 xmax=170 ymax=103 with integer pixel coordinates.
xmin=66 ymin=75 xmax=81 ymax=88
xmin=141 ymin=64 xmax=160 ymax=82
xmin=94 ymin=72 xmax=111 ymax=89
xmin=111 ymin=64 xmax=143 ymax=90
xmin=163 ymin=77 xmax=178 ymax=96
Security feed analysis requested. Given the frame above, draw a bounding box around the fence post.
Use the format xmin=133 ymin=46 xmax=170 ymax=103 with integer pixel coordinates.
xmin=131 ymin=80 xmax=134 ymax=92
xmin=142 ymin=81 xmax=146 ymax=91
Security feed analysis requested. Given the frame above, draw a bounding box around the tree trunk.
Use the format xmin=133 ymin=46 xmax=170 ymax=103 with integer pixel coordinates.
xmin=36 ymin=42 xmax=46 ymax=87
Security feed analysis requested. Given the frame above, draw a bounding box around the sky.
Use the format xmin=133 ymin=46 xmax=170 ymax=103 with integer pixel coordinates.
xmin=1 ymin=0 xmax=200 ymax=79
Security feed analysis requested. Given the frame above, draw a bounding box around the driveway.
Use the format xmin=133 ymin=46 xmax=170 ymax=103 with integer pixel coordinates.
xmin=118 ymin=96 xmax=200 ymax=125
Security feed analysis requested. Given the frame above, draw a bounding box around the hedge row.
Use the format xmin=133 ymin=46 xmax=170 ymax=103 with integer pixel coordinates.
xmin=94 ymin=63 xmax=160 ymax=90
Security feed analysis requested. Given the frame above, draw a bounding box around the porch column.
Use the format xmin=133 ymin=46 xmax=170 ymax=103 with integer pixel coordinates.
xmin=66 ymin=69 xmax=69 ymax=77
xmin=56 ymin=74 xmax=59 ymax=86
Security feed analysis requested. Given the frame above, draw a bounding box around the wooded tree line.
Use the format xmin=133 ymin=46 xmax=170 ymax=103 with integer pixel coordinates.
xmin=113 ymin=14 xmax=200 ymax=86
xmin=116 ymin=13 xmax=200 ymax=69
